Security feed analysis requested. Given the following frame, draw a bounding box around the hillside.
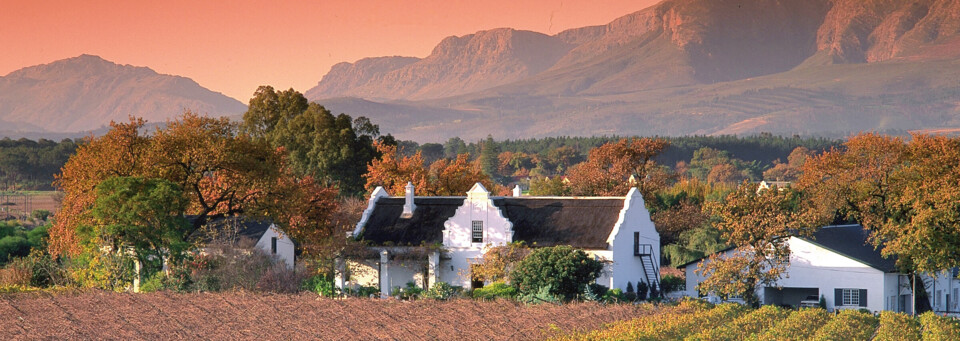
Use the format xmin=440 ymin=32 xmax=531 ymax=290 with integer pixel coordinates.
xmin=0 ymin=55 xmax=246 ymax=133
xmin=306 ymin=0 xmax=960 ymax=141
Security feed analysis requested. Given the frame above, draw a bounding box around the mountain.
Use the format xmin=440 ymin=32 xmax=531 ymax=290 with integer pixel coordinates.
xmin=0 ymin=55 xmax=246 ymax=133
xmin=306 ymin=0 xmax=960 ymax=141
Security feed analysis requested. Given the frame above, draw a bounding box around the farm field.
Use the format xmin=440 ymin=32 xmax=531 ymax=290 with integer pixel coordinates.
xmin=555 ymin=300 xmax=960 ymax=340
xmin=0 ymin=291 xmax=648 ymax=340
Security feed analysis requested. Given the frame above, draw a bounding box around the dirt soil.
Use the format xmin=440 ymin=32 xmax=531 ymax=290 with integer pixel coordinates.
xmin=0 ymin=291 xmax=648 ymax=340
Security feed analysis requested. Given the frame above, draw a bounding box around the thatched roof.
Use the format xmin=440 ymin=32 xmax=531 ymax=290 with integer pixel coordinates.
xmin=360 ymin=197 xmax=463 ymax=245
xmin=359 ymin=196 xmax=625 ymax=249
xmin=493 ymin=198 xmax=624 ymax=249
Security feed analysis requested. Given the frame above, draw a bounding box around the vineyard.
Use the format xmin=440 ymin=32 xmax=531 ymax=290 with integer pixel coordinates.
xmin=555 ymin=300 xmax=960 ymax=340
xmin=0 ymin=291 xmax=647 ymax=340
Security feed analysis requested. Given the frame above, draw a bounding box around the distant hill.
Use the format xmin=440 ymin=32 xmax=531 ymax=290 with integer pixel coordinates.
xmin=306 ymin=0 xmax=960 ymax=141
xmin=0 ymin=55 xmax=246 ymax=133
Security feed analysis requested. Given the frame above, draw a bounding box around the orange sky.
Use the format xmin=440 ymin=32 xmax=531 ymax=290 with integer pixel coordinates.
xmin=0 ymin=0 xmax=658 ymax=102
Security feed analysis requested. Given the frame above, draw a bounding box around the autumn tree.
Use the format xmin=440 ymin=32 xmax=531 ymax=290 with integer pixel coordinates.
xmin=52 ymin=113 xmax=341 ymax=263
xmin=696 ymin=182 xmax=810 ymax=307
xmin=762 ymin=147 xmax=812 ymax=181
xmin=52 ymin=118 xmax=151 ymax=257
xmin=565 ymin=138 xmax=669 ymax=197
xmin=365 ymin=141 xmax=502 ymax=196
xmin=470 ymin=242 xmax=530 ymax=283
xmin=800 ymin=133 xmax=960 ymax=273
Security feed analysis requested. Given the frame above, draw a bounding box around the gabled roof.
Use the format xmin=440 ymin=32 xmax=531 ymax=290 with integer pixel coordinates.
xmin=800 ymin=224 xmax=899 ymax=272
xmin=677 ymin=224 xmax=899 ymax=273
xmin=360 ymin=197 xmax=463 ymax=245
xmin=493 ymin=197 xmax=624 ymax=249
xmin=189 ymin=216 xmax=275 ymax=244
xmin=357 ymin=196 xmax=626 ymax=248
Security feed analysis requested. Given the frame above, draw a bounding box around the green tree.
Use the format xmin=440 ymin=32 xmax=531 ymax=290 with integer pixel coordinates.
xmin=510 ymin=245 xmax=604 ymax=300
xmin=479 ymin=135 xmax=499 ymax=180
xmin=240 ymin=86 xmax=381 ymax=195
xmin=85 ymin=176 xmax=190 ymax=281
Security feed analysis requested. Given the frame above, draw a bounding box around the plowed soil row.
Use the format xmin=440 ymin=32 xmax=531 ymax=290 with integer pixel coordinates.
xmin=0 ymin=291 xmax=648 ymax=340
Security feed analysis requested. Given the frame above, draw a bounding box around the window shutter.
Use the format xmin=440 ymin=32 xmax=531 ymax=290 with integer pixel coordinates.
xmin=835 ymin=289 xmax=842 ymax=306
xmin=859 ymin=289 xmax=867 ymax=307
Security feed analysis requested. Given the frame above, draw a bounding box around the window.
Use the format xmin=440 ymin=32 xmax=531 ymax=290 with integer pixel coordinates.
xmin=937 ymin=290 xmax=943 ymax=309
xmin=271 ymin=237 xmax=278 ymax=254
xmin=837 ymin=288 xmax=865 ymax=306
xmin=471 ymin=221 xmax=483 ymax=243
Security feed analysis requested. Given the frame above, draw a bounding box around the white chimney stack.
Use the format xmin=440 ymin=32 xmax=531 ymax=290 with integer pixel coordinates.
xmin=402 ymin=181 xmax=416 ymax=218
xmin=512 ymin=185 xmax=522 ymax=197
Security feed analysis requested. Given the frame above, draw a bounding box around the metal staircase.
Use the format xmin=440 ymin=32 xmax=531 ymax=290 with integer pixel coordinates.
xmin=634 ymin=241 xmax=661 ymax=297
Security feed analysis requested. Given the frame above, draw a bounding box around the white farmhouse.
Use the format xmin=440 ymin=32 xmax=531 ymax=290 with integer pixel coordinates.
xmin=343 ymin=182 xmax=660 ymax=297
xmin=923 ymin=268 xmax=960 ymax=317
xmin=681 ymin=224 xmax=915 ymax=313
xmin=193 ymin=217 xmax=296 ymax=268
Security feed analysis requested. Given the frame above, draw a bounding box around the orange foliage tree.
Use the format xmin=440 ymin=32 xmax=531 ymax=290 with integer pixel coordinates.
xmin=365 ymin=141 xmax=502 ymax=196
xmin=51 ymin=112 xmax=340 ymax=259
xmin=565 ymin=138 xmax=669 ymax=197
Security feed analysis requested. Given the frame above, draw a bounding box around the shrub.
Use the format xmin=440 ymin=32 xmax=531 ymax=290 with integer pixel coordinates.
xmin=518 ymin=285 xmax=561 ymax=305
xmin=587 ymin=283 xmax=608 ymax=299
xmin=637 ymin=281 xmax=649 ymax=301
xmin=919 ymin=311 xmax=960 ymax=340
xmin=660 ymin=275 xmax=684 ymax=293
xmin=810 ymin=309 xmax=878 ymax=341
xmin=559 ymin=300 xmax=741 ymax=340
xmin=752 ymin=308 xmax=829 ymax=340
xmin=874 ymin=311 xmax=920 ymax=341
xmin=423 ymin=282 xmax=461 ymax=300
xmin=604 ymin=288 xmax=624 ymax=303
xmin=472 ymin=281 xmax=517 ymax=300
xmin=343 ymin=285 xmax=380 ymax=298
xmin=303 ymin=274 xmax=337 ymax=297
xmin=393 ymin=281 xmax=424 ymax=300
xmin=510 ymin=246 xmax=604 ymax=300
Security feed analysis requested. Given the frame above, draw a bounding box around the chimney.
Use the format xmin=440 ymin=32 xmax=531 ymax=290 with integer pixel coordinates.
xmin=402 ymin=181 xmax=416 ymax=218
xmin=512 ymin=185 xmax=522 ymax=197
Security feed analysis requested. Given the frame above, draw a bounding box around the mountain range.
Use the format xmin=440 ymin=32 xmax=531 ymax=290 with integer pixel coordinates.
xmin=3 ymin=0 xmax=960 ymax=141
xmin=0 ymin=54 xmax=245 ymax=134
xmin=307 ymin=0 xmax=960 ymax=141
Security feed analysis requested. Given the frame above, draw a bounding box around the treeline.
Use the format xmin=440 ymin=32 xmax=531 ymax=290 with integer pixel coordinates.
xmin=0 ymin=138 xmax=79 ymax=190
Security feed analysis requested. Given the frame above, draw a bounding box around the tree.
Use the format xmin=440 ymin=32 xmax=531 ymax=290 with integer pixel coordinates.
xmin=365 ymin=141 xmax=501 ymax=196
xmin=470 ymin=242 xmax=530 ymax=283
xmin=240 ymin=86 xmax=382 ymax=195
xmin=85 ymin=176 xmax=190 ymax=280
xmin=478 ymin=135 xmax=499 ymax=180
xmin=565 ymin=138 xmax=669 ymax=197
xmin=52 ymin=113 xmax=342 ymax=264
xmin=696 ymin=182 xmax=810 ymax=307
xmin=510 ymin=245 xmax=604 ymax=300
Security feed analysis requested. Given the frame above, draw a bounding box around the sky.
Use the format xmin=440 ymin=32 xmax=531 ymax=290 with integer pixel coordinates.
xmin=0 ymin=0 xmax=658 ymax=102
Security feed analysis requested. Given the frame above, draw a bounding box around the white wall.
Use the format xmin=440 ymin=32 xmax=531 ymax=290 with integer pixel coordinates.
xmin=683 ymin=238 xmax=906 ymax=313
xmin=256 ymin=225 xmax=295 ymax=268
xmin=923 ymin=270 xmax=960 ymax=316
xmin=608 ymin=188 xmax=660 ymax=292
xmin=442 ymin=183 xmax=512 ymax=248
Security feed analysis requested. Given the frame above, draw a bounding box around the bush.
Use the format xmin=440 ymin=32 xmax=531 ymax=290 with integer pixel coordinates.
xmin=343 ymin=285 xmax=380 ymax=298
xmin=637 ymin=281 xmax=649 ymax=301
xmin=604 ymin=288 xmax=625 ymax=303
xmin=874 ymin=311 xmax=920 ymax=341
xmin=423 ymin=282 xmax=461 ymax=300
xmin=472 ymin=281 xmax=517 ymax=300
xmin=393 ymin=281 xmax=424 ymax=300
xmin=919 ymin=311 xmax=960 ymax=340
xmin=660 ymin=275 xmax=684 ymax=293
xmin=303 ymin=274 xmax=337 ymax=297
xmin=518 ymin=285 xmax=561 ymax=305
xmin=510 ymin=246 xmax=604 ymax=301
